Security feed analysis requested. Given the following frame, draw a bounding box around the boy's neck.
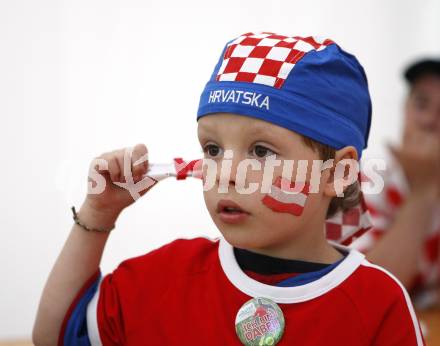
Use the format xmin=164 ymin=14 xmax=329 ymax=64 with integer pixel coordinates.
xmin=247 ymin=236 xmax=342 ymax=264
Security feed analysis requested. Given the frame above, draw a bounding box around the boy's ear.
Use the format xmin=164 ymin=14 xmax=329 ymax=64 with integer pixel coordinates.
xmin=323 ymin=146 xmax=359 ymax=198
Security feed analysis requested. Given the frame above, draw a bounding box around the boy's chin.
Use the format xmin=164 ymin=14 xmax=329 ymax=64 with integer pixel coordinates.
xmin=218 ymin=227 xmax=294 ymax=252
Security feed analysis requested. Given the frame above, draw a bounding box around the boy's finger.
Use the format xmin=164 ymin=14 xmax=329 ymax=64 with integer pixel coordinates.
xmin=114 ymin=150 xmax=130 ymax=183
xmin=107 ymin=155 xmax=122 ymax=183
xmin=131 ymin=144 xmax=149 ymax=179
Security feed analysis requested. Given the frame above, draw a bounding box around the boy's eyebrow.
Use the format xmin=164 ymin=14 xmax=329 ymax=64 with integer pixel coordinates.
xmin=246 ymin=124 xmax=284 ymax=143
xmin=199 ymin=123 xmax=280 ymax=142
xmin=198 ymin=124 xmax=216 ymax=134
xmin=247 ymin=124 xmax=272 ymax=136
xmin=197 ymin=127 xmax=216 ymax=141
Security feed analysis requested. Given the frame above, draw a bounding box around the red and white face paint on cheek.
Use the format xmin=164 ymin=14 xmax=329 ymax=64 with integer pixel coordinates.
xmin=262 ymin=176 xmax=310 ymax=216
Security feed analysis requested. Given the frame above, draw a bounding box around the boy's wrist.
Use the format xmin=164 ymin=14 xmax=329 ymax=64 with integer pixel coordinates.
xmin=77 ymin=201 xmax=122 ymax=231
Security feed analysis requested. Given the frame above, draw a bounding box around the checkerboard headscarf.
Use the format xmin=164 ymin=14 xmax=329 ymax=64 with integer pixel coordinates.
xmin=196 ymin=32 xmax=373 ymax=245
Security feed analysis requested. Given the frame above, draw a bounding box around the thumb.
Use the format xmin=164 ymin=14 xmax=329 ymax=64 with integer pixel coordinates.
xmin=138 ymin=179 xmax=159 ymax=197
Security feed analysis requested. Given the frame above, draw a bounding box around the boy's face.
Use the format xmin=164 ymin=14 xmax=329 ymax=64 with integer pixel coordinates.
xmin=197 ymin=113 xmax=331 ymax=252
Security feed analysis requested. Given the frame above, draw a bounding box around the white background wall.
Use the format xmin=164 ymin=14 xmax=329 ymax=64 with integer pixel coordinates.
xmin=1 ymin=0 xmax=439 ymax=339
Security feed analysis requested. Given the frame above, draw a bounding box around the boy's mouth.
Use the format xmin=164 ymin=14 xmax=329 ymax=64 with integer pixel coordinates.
xmin=216 ymin=199 xmax=250 ymax=214
xmin=217 ymin=199 xmax=250 ymax=224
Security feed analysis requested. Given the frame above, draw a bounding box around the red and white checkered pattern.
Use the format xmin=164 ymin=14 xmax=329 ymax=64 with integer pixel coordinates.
xmin=216 ymin=32 xmax=334 ymax=88
xmin=325 ymin=188 xmax=373 ymax=246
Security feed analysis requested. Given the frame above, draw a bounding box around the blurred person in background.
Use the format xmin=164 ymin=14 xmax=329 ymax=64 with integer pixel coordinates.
xmin=353 ymin=59 xmax=440 ymax=308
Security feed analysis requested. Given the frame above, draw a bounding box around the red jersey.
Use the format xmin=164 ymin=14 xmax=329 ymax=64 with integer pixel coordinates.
xmin=61 ymin=237 xmax=424 ymax=345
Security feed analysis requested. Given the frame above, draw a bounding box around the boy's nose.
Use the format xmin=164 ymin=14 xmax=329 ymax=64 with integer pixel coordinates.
xmin=216 ymin=150 xmax=243 ymax=190
xmin=221 ymin=160 xmax=237 ymax=187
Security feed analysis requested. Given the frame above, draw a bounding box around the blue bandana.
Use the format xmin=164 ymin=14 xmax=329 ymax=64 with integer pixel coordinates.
xmin=196 ymin=32 xmax=372 ymax=158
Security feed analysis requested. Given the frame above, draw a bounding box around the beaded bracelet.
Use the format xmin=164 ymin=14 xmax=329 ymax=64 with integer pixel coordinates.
xmin=71 ymin=206 xmax=115 ymax=233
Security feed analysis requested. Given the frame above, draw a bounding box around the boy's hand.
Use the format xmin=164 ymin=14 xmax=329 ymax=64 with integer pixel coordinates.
xmin=83 ymin=143 xmax=158 ymax=216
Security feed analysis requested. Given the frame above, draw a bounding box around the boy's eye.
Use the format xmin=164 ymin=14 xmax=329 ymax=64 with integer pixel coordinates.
xmin=252 ymin=145 xmax=276 ymax=158
xmin=202 ymin=144 xmax=275 ymax=158
xmin=203 ymin=144 xmax=221 ymax=157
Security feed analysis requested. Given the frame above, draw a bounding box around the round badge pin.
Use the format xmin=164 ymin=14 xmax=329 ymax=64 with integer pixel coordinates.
xmin=235 ymin=297 xmax=285 ymax=346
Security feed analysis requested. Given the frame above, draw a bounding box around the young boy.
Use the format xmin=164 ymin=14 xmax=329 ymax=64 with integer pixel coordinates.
xmin=33 ymin=32 xmax=424 ymax=345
